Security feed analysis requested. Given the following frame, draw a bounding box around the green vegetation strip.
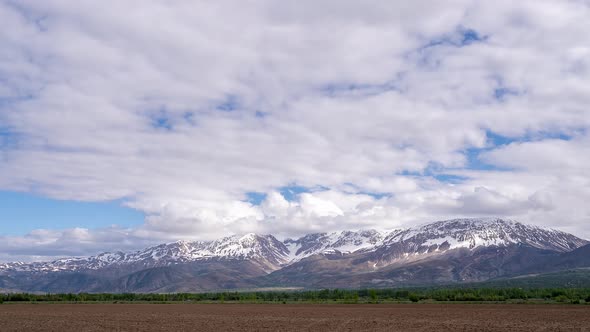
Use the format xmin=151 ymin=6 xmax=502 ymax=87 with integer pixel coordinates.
xmin=2 ymin=288 xmax=590 ymax=304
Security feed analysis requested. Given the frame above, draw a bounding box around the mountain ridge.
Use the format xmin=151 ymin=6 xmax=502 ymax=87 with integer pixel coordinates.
xmin=1 ymin=218 xmax=586 ymax=274
xmin=1 ymin=218 xmax=588 ymax=292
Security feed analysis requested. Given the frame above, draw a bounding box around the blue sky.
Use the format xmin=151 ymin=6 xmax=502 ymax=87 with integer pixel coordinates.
xmin=0 ymin=0 xmax=589 ymax=261
xmin=0 ymin=191 xmax=143 ymax=235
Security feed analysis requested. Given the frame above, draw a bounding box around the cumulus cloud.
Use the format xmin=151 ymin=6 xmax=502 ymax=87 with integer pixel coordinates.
xmin=0 ymin=0 xmax=589 ymax=261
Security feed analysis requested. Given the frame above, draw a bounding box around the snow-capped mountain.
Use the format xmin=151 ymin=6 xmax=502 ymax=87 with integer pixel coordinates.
xmin=386 ymin=218 xmax=585 ymax=253
xmin=0 ymin=230 xmax=383 ymax=274
xmin=367 ymin=218 xmax=588 ymax=266
xmin=1 ymin=218 xmax=588 ymax=277
xmin=0 ymin=234 xmax=290 ymax=274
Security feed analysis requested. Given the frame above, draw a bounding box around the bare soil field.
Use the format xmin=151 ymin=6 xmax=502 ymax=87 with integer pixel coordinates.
xmin=1 ymin=303 xmax=589 ymax=331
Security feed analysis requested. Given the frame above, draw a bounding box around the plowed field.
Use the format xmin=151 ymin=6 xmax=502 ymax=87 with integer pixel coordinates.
xmin=1 ymin=303 xmax=589 ymax=331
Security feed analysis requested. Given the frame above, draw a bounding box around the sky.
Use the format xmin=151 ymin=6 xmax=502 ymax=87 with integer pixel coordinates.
xmin=1 ymin=0 xmax=589 ymax=262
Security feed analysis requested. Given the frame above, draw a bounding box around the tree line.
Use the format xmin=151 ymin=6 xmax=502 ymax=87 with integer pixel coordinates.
xmin=1 ymin=288 xmax=590 ymax=304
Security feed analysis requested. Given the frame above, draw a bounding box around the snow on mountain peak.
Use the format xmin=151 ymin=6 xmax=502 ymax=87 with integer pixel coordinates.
xmin=381 ymin=218 xmax=588 ymax=260
xmin=283 ymin=229 xmax=386 ymax=260
xmin=1 ymin=218 xmax=587 ymax=274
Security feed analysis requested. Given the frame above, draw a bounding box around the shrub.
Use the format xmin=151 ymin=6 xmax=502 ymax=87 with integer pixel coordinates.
xmin=368 ymin=289 xmax=378 ymax=303
xmin=554 ymin=295 xmax=569 ymax=303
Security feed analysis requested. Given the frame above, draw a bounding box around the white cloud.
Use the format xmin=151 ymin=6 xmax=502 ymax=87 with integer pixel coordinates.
xmin=481 ymin=137 xmax=590 ymax=172
xmin=0 ymin=0 xmax=589 ymax=261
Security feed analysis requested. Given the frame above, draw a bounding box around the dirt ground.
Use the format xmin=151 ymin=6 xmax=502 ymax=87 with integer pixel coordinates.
xmin=1 ymin=303 xmax=589 ymax=331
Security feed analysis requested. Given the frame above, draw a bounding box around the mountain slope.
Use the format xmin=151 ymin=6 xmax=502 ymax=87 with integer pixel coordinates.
xmin=263 ymin=244 xmax=580 ymax=289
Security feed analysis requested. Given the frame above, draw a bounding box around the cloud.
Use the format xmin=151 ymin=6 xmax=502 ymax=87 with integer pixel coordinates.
xmin=0 ymin=0 xmax=589 ymax=261
xmin=0 ymin=226 xmax=154 ymax=262
xmin=481 ymin=137 xmax=590 ymax=172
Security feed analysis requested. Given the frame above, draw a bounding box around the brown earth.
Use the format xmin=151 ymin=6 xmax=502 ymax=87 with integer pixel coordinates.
xmin=1 ymin=303 xmax=589 ymax=331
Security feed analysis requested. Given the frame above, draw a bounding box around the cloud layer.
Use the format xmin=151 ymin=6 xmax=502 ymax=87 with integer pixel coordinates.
xmin=1 ymin=0 xmax=589 ymax=261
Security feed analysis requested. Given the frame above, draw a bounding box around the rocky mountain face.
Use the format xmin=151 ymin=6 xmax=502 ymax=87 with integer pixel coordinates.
xmin=1 ymin=218 xmax=588 ymax=292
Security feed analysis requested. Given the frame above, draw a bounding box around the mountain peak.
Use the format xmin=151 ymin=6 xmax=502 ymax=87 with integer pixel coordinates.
xmin=418 ymin=217 xmax=520 ymax=229
xmin=379 ymin=217 xmax=587 ymax=263
xmin=239 ymin=232 xmax=259 ymax=240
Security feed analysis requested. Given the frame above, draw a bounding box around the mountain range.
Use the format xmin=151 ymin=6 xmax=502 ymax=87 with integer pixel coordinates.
xmin=1 ymin=218 xmax=589 ymax=293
